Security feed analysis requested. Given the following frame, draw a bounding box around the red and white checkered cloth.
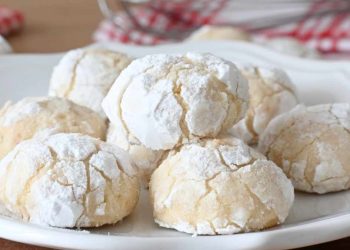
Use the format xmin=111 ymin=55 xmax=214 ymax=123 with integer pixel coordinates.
xmin=0 ymin=6 xmax=24 ymax=36
xmin=94 ymin=0 xmax=226 ymax=45
xmin=258 ymin=0 xmax=350 ymax=54
xmin=93 ymin=0 xmax=350 ymax=55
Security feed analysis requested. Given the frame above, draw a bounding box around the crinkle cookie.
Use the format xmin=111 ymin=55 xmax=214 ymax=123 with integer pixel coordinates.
xmin=49 ymin=48 xmax=132 ymax=117
xmin=0 ymin=97 xmax=107 ymax=160
xmin=187 ymin=25 xmax=251 ymax=42
xmin=150 ymin=137 xmax=294 ymax=235
xmin=259 ymin=104 xmax=350 ymax=194
xmin=102 ymin=52 xmax=249 ymax=151
xmin=102 ymin=53 xmax=249 ymax=181
xmin=0 ymin=133 xmax=139 ymax=227
xmin=230 ymin=66 xmax=298 ymax=144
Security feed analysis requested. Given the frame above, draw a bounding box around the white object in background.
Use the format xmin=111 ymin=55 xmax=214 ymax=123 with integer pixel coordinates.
xmin=0 ymin=35 xmax=12 ymax=54
xmin=1 ymin=41 xmax=350 ymax=249
xmin=187 ymin=25 xmax=251 ymax=42
xmin=257 ymin=37 xmax=321 ymax=59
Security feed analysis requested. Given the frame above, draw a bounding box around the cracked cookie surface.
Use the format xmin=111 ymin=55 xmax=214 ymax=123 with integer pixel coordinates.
xmin=0 ymin=133 xmax=139 ymax=228
xmin=259 ymin=103 xmax=350 ymax=194
xmin=230 ymin=65 xmax=298 ymax=144
xmin=150 ymin=137 xmax=294 ymax=235
xmin=49 ymin=48 xmax=132 ymax=117
xmin=0 ymin=97 xmax=107 ymax=160
xmin=102 ymin=53 xmax=249 ymax=182
xmin=102 ymin=53 xmax=248 ymax=151
xmin=107 ymin=123 xmax=166 ymax=187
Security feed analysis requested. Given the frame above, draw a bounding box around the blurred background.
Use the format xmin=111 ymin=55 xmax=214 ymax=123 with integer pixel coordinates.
xmin=0 ymin=0 xmax=349 ymax=59
xmin=1 ymin=0 xmax=103 ymax=52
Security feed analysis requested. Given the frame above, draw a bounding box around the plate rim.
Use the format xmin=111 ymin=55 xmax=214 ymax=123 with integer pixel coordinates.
xmin=1 ymin=211 xmax=350 ymax=250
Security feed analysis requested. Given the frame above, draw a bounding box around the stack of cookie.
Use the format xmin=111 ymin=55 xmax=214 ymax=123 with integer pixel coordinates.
xmin=1 ymin=47 xmax=348 ymax=235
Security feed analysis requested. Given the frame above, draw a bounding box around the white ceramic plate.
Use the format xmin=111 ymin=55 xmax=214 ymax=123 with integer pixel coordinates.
xmin=1 ymin=41 xmax=350 ymax=250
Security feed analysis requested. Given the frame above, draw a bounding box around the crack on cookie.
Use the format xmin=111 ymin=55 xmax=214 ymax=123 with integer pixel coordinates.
xmin=244 ymin=114 xmax=258 ymax=142
xmin=237 ymin=158 xmax=257 ymax=169
xmin=209 ymin=177 xmax=244 ymax=233
xmin=317 ymin=175 xmax=349 ymax=184
xmin=193 ymin=186 xmax=211 ymax=217
xmin=329 ymin=104 xmax=350 ymax=135
xmin=17 ymin=146 xmax=57 ymax=221
xmin=76 ymin=152 xmax=96 ymax=226
xmin=285 ymin=125 xmax=334 ymax=190
xmin=90 ymin=163 xmax=112 ymax=183
xmin=215 ymin=148 xmax=236 ymax=171
xmin=214 ymin=145 xmax=257 ymax=172
xmin=90 ymin=164 xmax=113 ymax=218
xmin=119 ymin=65 xmax=155 ymax=149
xmin=224 ymin=220 xmax=243 ymax=233
xmin=54 ymin=179 xmax=74 ymax=187
xmin=208 ymin=220 xmax=218 ymax=235
xmin=191 ymin=173 xmax=222 ymax=219
xmin=172 ymin=83 xmax=190 ymax=139
xmin=213 ymin=76 xmax=242 ymax=134
xmin=154 ymin=150 xmax=170 ymax=171
xmin=265 ymin=119 xmax=297 ymax=158
xmin=239 ymin=175 xmax=279 ymax=225
xmin=114 ymin=157 xmax=133 ymax=180
xmin=17 ymin=162 xmax=49 ymax=221
xmin=63 ymin=51 xmax=88 ymax=97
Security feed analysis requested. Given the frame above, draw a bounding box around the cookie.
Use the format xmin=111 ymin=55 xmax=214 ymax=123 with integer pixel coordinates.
xmin=150 ymin=137 xmax=294 ymax=235
xmin=49 ymin=48 xmax=131 ymax=117
xmin=259 ymin=104 xmax=350 ymax=194
xmin=231 ymin=66 xmax=298 ymax=144
xmin=0 ymin=97 xmax=106 ymax=159
xmin=0 ymin=133 xmax=139 ymax=227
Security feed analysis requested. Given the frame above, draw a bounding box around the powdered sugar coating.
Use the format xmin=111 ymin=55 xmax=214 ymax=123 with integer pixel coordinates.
xmin=230 ymin=65 xmax=298 ymax=144
xmin=102 ymin=53 xmax=249 ymax=151
xmin=150 ymin=137 xmax=294 ymax=235
xmin=49 ymin=48 xmax=131 ymax=117
xmin=0 ymin=133 xmax=139 ymax=227
xmin=0 ymin=97 xmax=107 ymax=160
xmin=0 ymin=99 xmax=42 ymax=126
xmin=107 ymin=123 xmax=165 ymax=187
xmin=259 ymin=103 xmax=350 ymax=194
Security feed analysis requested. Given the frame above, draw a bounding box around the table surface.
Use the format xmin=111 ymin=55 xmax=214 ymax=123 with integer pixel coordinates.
xmin=1 ymin=0 xmax=350 ymax=249
xmin=5 ymin=0 xmax=103 ymax=53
